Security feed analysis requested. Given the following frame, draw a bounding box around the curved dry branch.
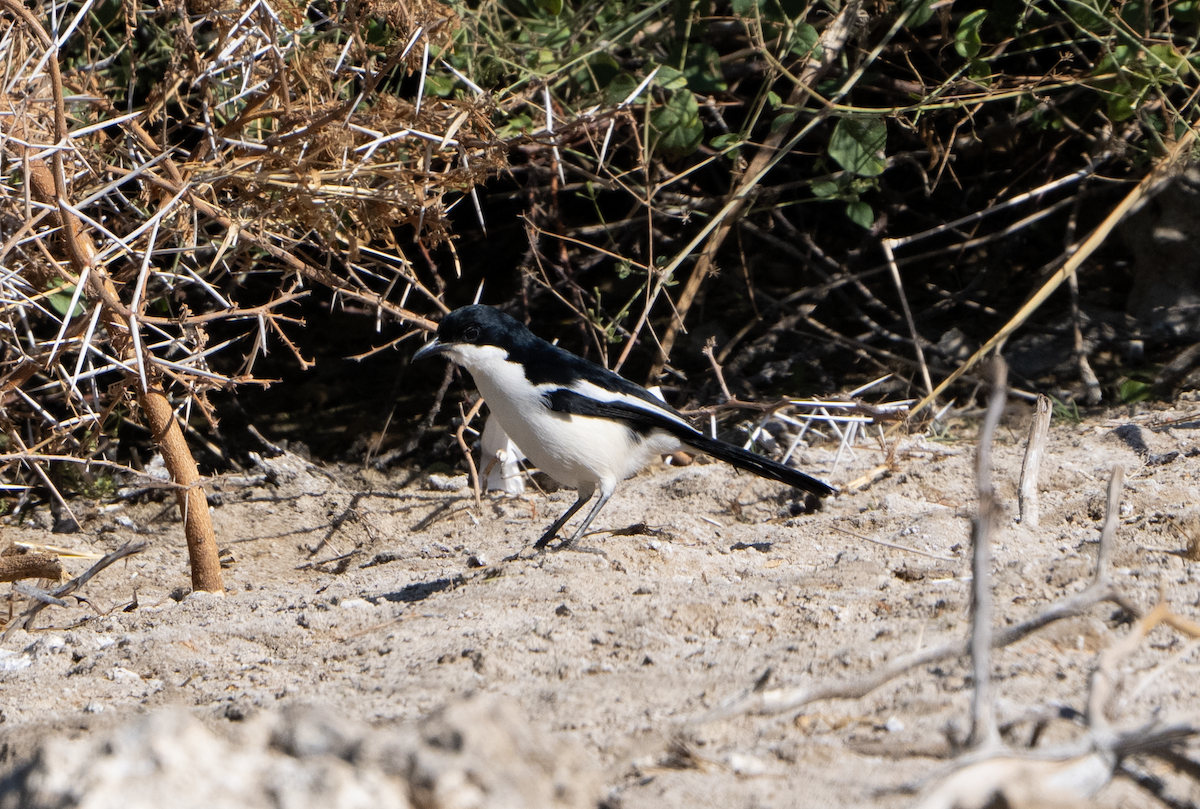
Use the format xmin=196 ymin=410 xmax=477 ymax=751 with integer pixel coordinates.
xmin=0 ymin=0 xmax=223 ymax=593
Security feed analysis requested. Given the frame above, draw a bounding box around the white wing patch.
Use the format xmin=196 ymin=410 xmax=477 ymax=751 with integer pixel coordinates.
xmin=566 ymin=379 xmax=698 ymax=434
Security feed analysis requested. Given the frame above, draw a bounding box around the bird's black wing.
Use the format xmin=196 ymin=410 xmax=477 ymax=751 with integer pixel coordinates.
xmin=542 ymin=387 xmax=700 ymax=438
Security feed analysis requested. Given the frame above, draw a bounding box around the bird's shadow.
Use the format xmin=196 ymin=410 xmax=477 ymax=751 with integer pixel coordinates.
xmin=376 ymin=575 xmax=466 ymax=603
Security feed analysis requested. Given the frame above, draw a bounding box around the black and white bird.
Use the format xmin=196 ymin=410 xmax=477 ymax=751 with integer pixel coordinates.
xmin=413 ymin=305 xmax=836 ymax=550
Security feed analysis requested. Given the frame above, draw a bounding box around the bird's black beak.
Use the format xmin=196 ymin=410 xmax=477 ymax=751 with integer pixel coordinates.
xmin=412 ymin=337 xmax=446 ymax=362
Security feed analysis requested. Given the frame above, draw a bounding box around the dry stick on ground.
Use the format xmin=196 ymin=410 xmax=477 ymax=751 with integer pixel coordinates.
xmin=1 ymin=0 xmax=223 ymax=593
xmin=968 ymin=358 xmax=1007 ymax=751
xmin=1 ymin=541 xmax=147 ymax=641
xmin=909 ymin=126 xmax=1199 ymax=418
xmin=694 ymin=467 xmax=1133 ymax=725
xmin=915 ymin=461 xmax=1200 ymax=809
xmin=0 ymin=553 xmax=63 ymax=584
xmin=1095 ymin=465 xmax=1123 ymax=584
xmin=1017 ymin=394 xmax=1052 ymax=529
xmin=920 ymin=597 xmax=1200 ymax=809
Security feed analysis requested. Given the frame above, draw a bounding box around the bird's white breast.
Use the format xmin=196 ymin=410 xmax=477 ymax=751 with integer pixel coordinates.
xmin=445 ymin=344 xmax=680 ymax=490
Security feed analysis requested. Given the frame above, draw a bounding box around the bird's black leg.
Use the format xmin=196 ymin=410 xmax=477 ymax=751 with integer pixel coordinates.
xmin=533 ymin=489 xmax=593 ymax=550
xmin=555 ymin=486 xmax=614 ymax=551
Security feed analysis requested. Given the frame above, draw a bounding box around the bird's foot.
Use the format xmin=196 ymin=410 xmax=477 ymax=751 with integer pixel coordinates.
xmin=548 ymin=538 xmax=607 ymax=557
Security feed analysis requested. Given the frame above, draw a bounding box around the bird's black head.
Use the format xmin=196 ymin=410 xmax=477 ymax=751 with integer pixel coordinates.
xmin=412 ymin=305 xmax=534 ymax=362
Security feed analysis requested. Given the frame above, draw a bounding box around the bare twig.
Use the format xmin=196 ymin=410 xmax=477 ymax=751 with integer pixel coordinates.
xmin=1089 ymin=602 xmax=1168 ymax=734
xmin=1017 ymin=395 xmax=1053 ymax=529
xmin=829 ymin=524 xmax=957 ymax=562
xmin=696 ymin=411 xmax=1134 ymax=725
xmin=456 ymin=398 xmax=487 ymax=513
xmin=1096 ymin=465 xmax=1124 ymax=583
xmin=880 ymin=239 xmax=935 ymax=398
xmin=701 ymin=337 xmax=733 ymax=403
xmin=968 ymin=358 xmax=1007 ymax=750
xmin=2 ymin=541 xmax=147 ymax=641
xmin=693 ymin=577 xmax=1124 ymax=723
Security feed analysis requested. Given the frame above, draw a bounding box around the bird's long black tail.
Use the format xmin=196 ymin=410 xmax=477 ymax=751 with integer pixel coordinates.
xmin=683 ymin=434 xmax=837 ymax=497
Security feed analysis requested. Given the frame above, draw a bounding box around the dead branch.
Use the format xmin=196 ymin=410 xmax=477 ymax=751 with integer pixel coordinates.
xmin=0 ymin=552 xmax=63 ymax=584
xmin=693 ymin=578 xmax=1124 ymax=723
xmin=1 ymin=541 xmax=147 ymax=641
xmin=1017 ymin=395 xmax=1052 ymax=529
xmin=880 ymin=240 xmax=935 ymax=398
xmin=701 ymin=337 xmax=733 ymax=403
xmin=1095 ymin=465 xmax=1124 ymax=583
xmin=1 ymin=0 xmax=223 ymax=593
xmin=140 ymin=391 xmax=223 ymax=593
xmin=1088 ymin=602 xmax=1168 ymax=734
xmin=456 ymin=398 xmax=487 ymax=513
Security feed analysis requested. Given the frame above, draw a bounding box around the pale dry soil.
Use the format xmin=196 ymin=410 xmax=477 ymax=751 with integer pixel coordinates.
xmin=3 ymin=406 xmax=1200 ymax=807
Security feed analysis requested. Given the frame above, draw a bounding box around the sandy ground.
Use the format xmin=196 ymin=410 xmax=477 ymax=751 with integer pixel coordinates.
xmin=2 ymin=403 xmax=1200 ymax=807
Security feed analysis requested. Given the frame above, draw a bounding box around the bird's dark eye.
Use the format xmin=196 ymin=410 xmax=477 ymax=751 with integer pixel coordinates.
xmin=463 ymin=326 xmax=481 ymax=343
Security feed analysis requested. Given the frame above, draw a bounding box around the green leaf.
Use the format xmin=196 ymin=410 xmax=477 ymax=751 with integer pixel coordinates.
xmin=711 ymin=132 xmax=739 ymax=150
xmin=767 ymin=90 xmax=782 ymax=108
xmin=534 ymin=0 xmax=563 ymax=15
xmin=655 ymin=65 xmax=689 ymax=91
xmin=673 ymin=42 xmax=727 ymax=94
xmin=828 ymin=117 xmax=887 ymax=177
xmin=575 ymin=52 xmax=621 ymax=94
xmin=1107 ymin=88 xmax=1137 ymax=121
xmin=811 ymin=179 xmax=839 ymax=199
xmin=1119 ymin=378 xmax=1153 ymax=403
xmin=967 ymin=58 xmax=991 ymax=83
xmin=789 ymin=22 xmax=820 ymax=60
xmin=1065 ymin=0 xmax=1107 ymax=32
xmin=902 ymin=0 xmax=934 ymax=28
xmin=425 ymin=74 xmax=456 ymax=98
xmin=954 ymin=10 xmax=987 ymax=60
xmin=846 ymin=201 xmax=874 ymax=229
xmin=732 ymin=0 xmax=762 ymax=16
xmin=605 ymin=73 xmax=640 ymax=105
xmin=496 ymin=112 xmax=534 ymax=138
xmin=365 ymin=18 xmax=395 ymax=47
xmin=770 ymin=111 xmax=796 ymax=134
xmin=651 ymin=90 xmax=704 ymax=158
xmin=1148 ymin=43 xmax=1184 ymax=76
xmin=48 ymin=283 xmax=85 ymax=318
xmin=1120 ymin=0 xmax=1149 ymax=30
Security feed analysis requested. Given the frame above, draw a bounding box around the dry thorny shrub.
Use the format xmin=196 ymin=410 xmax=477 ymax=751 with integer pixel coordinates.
xmin=0 ymin=0 xmax=505 ymax=525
